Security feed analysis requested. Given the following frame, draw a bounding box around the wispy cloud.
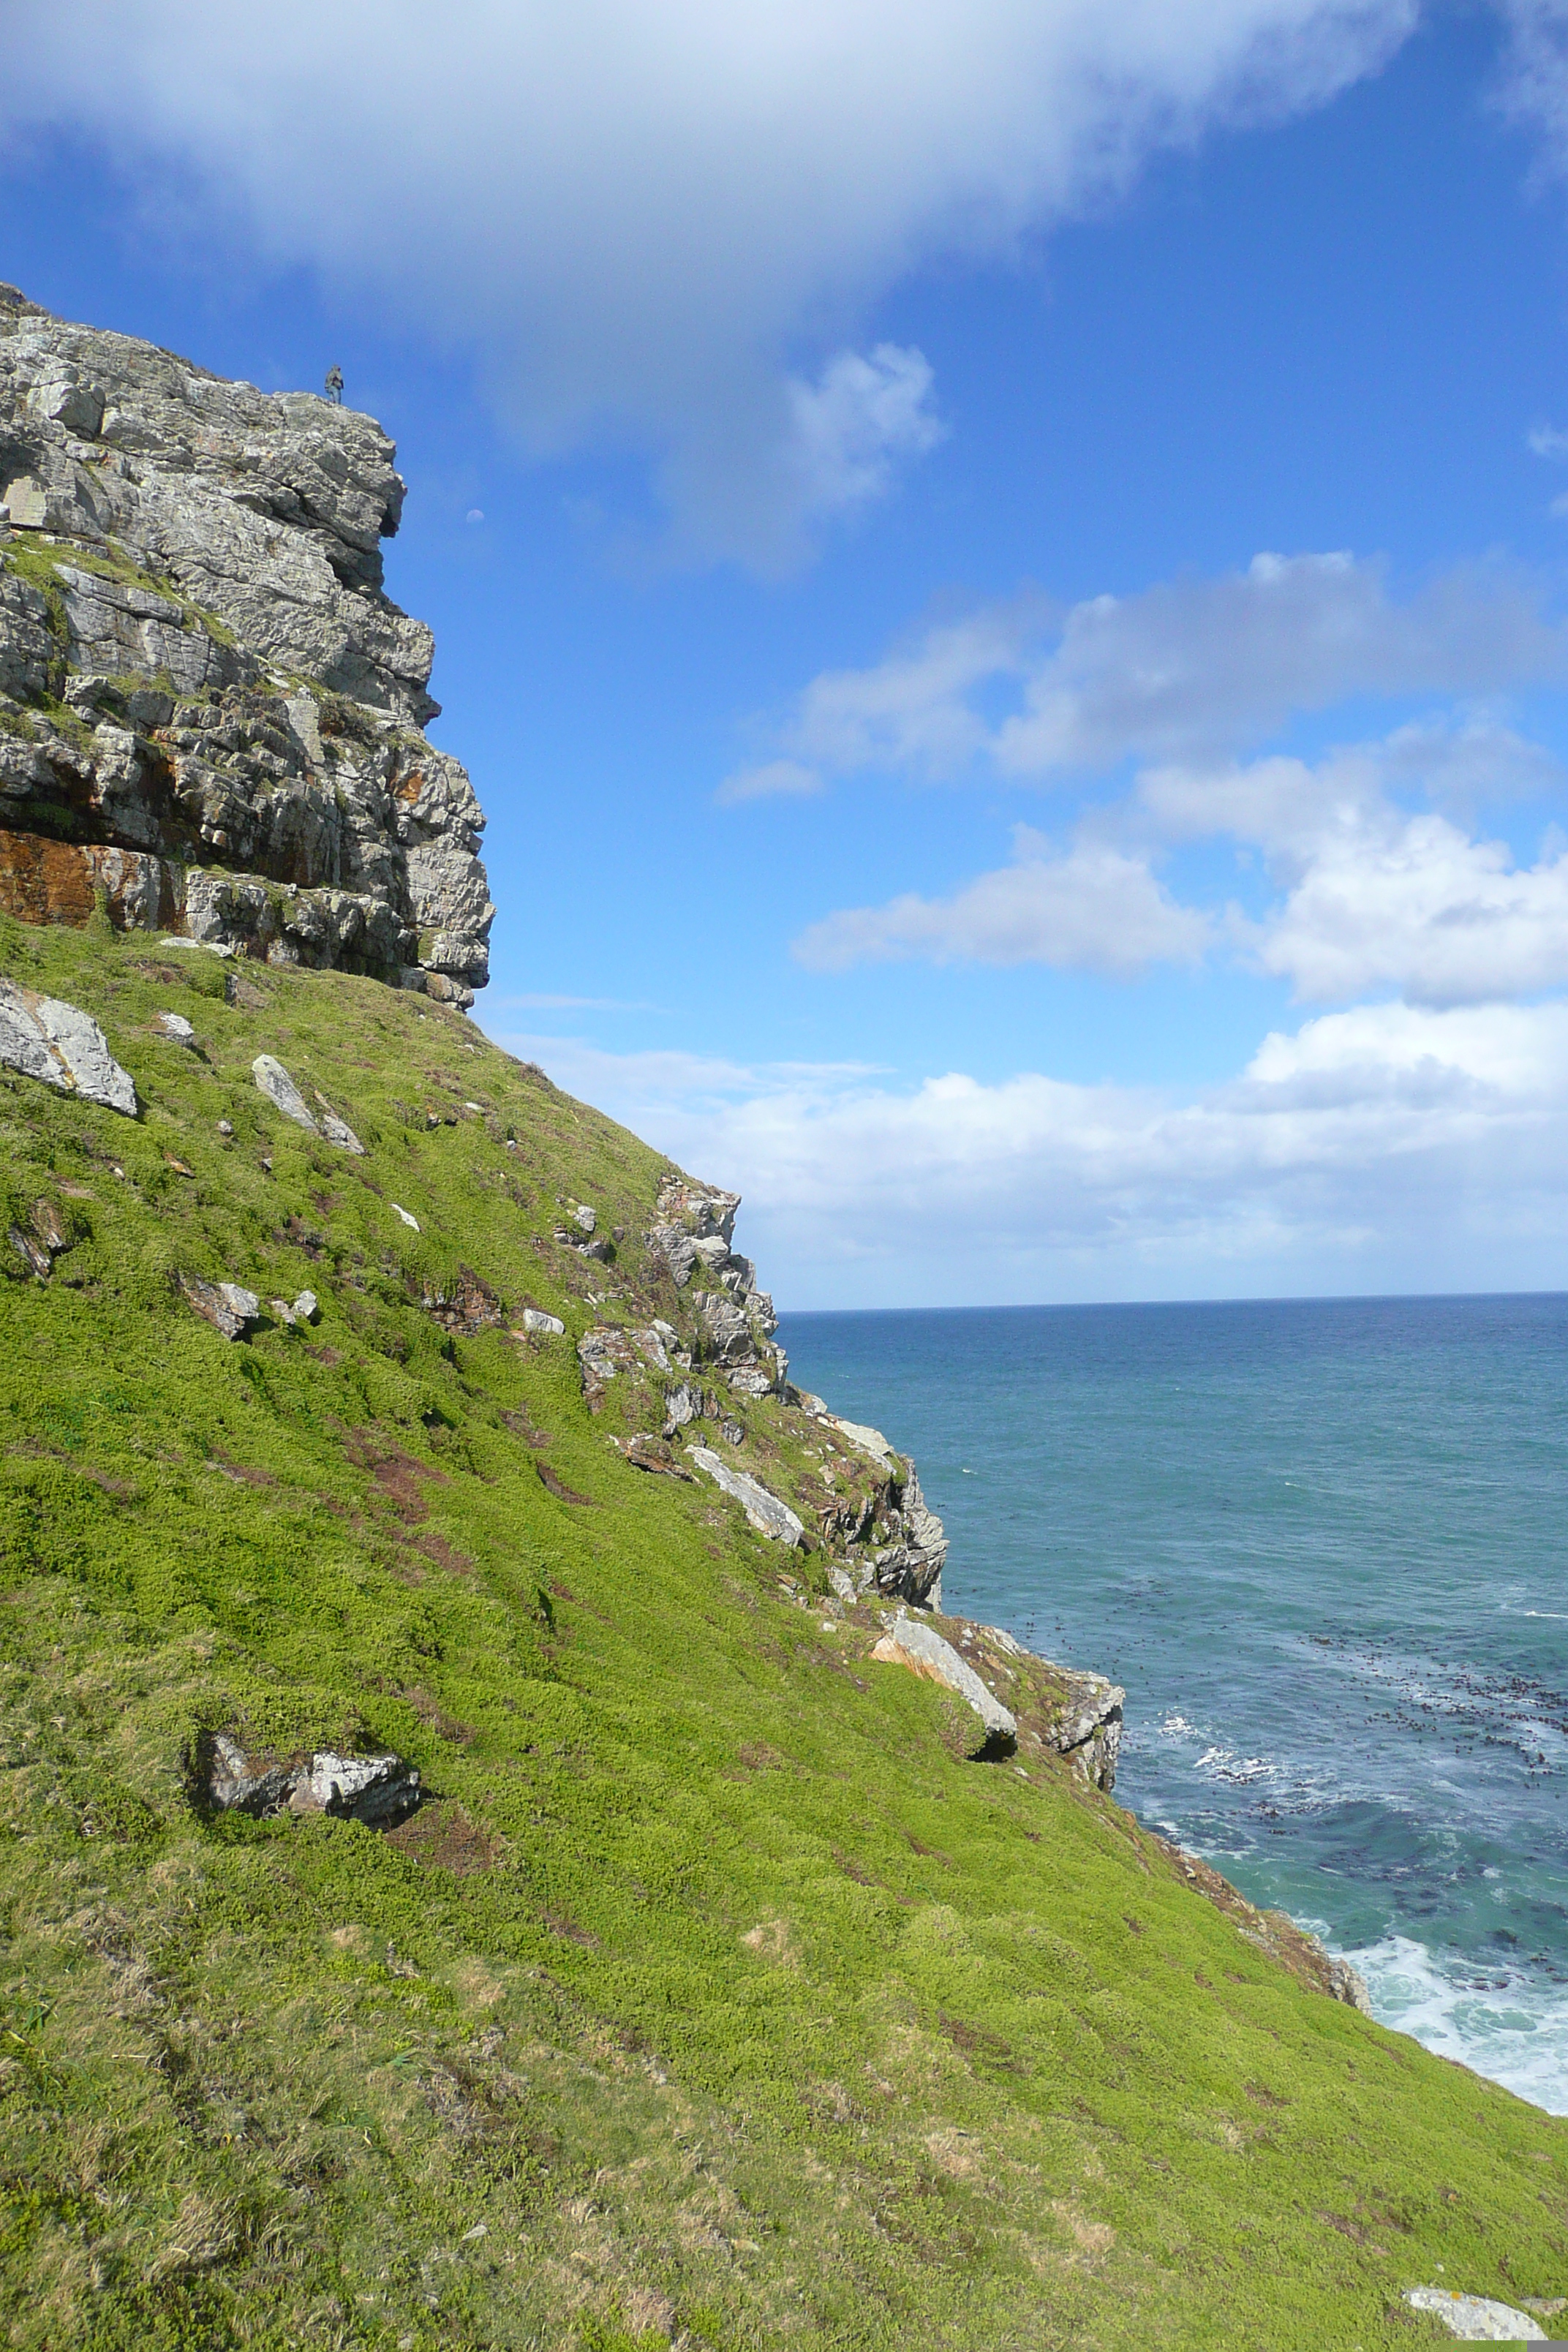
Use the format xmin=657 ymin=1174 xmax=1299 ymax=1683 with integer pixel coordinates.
xmin=715 ymin=758 xmax=823 ymax=807
xmin=785 ymin=344 xmax=944 ymax=518
xmin=794 ymin=828 xmax=1211 ymax=974
xmin=744 ymin=554 xmax=1568 ymax=790
xmin=1 ymin=0 xmax=1418 ymax=568
xmin=481 ymin=1003 xmax=1568 ymax=1305
xmin=791 ymin=712 xmax=1568 ymax=1002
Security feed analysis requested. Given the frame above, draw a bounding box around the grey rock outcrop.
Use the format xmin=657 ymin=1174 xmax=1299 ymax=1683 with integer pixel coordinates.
xmin=810 ymin=1421 xmax=948 ymax=1610
xmin=178 ymin=1273 xmax=260 ymax=1339
xmin=687 ymin=1447 xmax=806 ymax=1546
xmin=0 ymin=282 xmax=492 ymax=998
xmin=9 ymin=1194 xmax=73 ymax=1281
xmin=0 ymin=975 xmax=137 ymax=1112
xmin=1403 ymin=2288 xmax=1545 ymax=2340
xmin=870 ymin=1615 xmax=1017 ymax=1751
xmin=252 ymin=1053 xmax=316 ymax=1131
xmin=1034 ymin=1650 xmax=1125 ymax=1788
xmin=650 ymin=1174 xmax=787 ymax=1398
xmin=201 ymin=1731 xmax=420 ymax=1827
xmin=250 ymin=1054 xmax=363 ymax=1152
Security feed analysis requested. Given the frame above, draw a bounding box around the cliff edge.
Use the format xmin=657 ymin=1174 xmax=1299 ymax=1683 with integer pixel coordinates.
xmin=0 ymin=283 xmax=491 ymax=1000
xmin=0 ymin=300 xmax=1560 ymax=2352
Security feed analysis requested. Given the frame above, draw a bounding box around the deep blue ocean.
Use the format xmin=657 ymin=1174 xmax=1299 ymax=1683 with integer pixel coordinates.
xmin=777 ymin=1294 xmax=1568 ymax=2114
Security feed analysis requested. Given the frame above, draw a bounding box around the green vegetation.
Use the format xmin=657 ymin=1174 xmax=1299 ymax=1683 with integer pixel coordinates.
xmin=0 ymin=919 xmax=1562 ymax=2349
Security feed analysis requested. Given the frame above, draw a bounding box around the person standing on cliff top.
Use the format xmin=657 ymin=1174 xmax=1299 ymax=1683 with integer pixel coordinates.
xmin=324 ymin=364 xmax=343 ymax=404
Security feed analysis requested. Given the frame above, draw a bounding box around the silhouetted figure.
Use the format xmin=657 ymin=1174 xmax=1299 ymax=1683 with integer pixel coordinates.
xmin=325 ymin=364 xmax=344 ymax=404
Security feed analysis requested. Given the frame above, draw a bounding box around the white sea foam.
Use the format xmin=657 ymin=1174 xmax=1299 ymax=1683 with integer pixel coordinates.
xmin=1347 ymin=1934 xmax=1568 ymax=2114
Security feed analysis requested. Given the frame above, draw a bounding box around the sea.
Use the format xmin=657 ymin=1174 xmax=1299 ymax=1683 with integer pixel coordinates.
xmin=777 ymin=1294 xmax=1568 ymax=2115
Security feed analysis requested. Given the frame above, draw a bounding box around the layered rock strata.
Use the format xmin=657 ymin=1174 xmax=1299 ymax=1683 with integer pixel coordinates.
xmin=0 ymin=282 xmax=492 ymax=999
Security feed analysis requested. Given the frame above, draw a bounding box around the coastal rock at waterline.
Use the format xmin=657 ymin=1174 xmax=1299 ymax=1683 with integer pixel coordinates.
xmin=202 ymin=1731 xmax=420 ymax=1827
xmin=1404 ymin=2287 xmax=1545 ymax=2340
xmin=1043 ymin=1659 xmax=1125 ymax=1789
xmin=0 ymin=976 xmax=137 ymax=1112
xmin=178 ymin=1272 xmax=260 ymax=1339
xmin=1322 ymin=1949 xmax=1374 ymax=2016
xmin=687 ymin=1447 xmax=806 ymax=1547
xmin=870 ymin=1615 xmax=1017 ymax=1750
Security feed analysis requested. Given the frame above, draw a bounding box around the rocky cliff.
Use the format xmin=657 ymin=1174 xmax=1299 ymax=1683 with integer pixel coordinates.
xmin=0 ymin=283 xmax=491 ymax=1000
xmin=0 ymin=295 xmax=1552 ymax=2352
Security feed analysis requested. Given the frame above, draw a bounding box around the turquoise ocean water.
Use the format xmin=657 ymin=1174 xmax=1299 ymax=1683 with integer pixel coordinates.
xmin=777 ymin=1294 xmax=1568 ymax=2113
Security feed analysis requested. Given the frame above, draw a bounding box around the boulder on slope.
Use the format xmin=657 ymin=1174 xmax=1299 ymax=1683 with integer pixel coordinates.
xmin=178 ymin=1273 xmax=260 ymax=1340
xmin=200 ymin=1731 xmax=421 ymax=1827
xmin=687 ymin=1447 xmax=806 ymax=1546
xmin=252 ymin=1053 xmax=317 ymax=1131
xmin=0 ymin=977 xmax=137 ymax=1113
xmin=870 ymin=1615 xmax=1017 ymax=1753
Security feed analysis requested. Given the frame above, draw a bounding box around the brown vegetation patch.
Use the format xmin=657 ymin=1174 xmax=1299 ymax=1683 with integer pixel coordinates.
xmin=500 ymin=1407 xmax=551 ymax=1447
xmin=936 ymin=2011 xmax=1022 ymax=2073
xmin=622 ymin=1433 xmax=695 ymax=1480
xmin=542 ymin=1908 xmax=599 ymax=1948
xmin=418 ymin=1263 xmax=504 ymax=1335
xmin=384 ymin=1801 xmax=498 ymax=1877
xmin=344 ymin=1429 xmax=450 ymax=1523
xmin=207 ymin=1450 xmax=274 ymax=1487
xmin=278 ymin=1213 xmax=327 ymax=1257
xmin=536 ymin=1460 xmax=596 ymax=1507
xmin=400 ymin=1686 xmax=476 ymax=1744
xmin=1145 ymin=1832 xmax=1349 ymax=1999
xmin=413 ymin=1531 xmax=473 ymax=1575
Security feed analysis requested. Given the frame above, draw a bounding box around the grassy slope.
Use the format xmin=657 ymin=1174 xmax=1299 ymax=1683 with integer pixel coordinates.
xmin=0 ymin=916 xmax=1562 ymax=2352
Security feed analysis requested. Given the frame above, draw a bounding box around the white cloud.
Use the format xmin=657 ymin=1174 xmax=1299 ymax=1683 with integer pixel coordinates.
xmin=715 ymin=758 xmax=824 ymax=806
xmin=1251 ymin=811 xmax=1568 ymax=1003
xmin=793 ymin=826 xmax=1212 ymax=973
xmin=1529 ymin=422 xmax=1568 ymax=459
xmin=1137 ymin=724 xmax=1568 ymax=1005
xmin=481 ymin=1002 xmax=1568 ymax=1304
xmin=785 ymin=344 xmax=944 ymax=517
xmin=788 ymin=715 xmax=1568 ymax=1000
xmin=761 ymin=553 xmax=1568 ymax=780
xmin=1 ymin=0 xmax=1418 ymax=565
xmin=1496 ymin=1 xmax=1568 ymax=170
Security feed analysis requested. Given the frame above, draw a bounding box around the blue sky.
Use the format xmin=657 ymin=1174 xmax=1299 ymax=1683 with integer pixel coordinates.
xmin=7 ymin=1 xmax=1568 ymax=1305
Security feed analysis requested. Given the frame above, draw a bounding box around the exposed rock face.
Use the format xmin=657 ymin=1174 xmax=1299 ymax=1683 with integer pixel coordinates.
xmin=687 ymin=1447 xmax=807 ymax=1546
xmin=0 ymin=284 xmax=492 ymax=998
xmin=200 ymin=1731 xmax=421 ymax=1826
xmin=870 ymin=1615 xmax=1017 ymax=1753
xmin=0 ymin=974 xmax=137 ymax=1111
xmin=808 ymin=1403 xmax=949 ymax=1609
xmin=649 ymin=1175 xmax=787 ymax=1397
xmin=178 ymin=1272 xmax=260 ymax=1340
xmin=1403 ymin=2288 xmax=1545 ymax=2341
